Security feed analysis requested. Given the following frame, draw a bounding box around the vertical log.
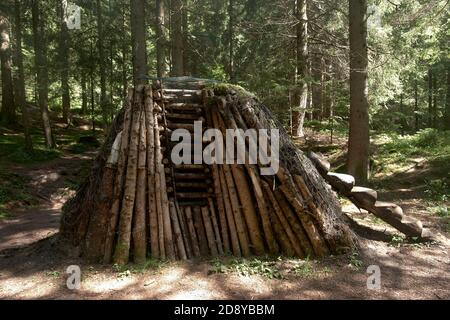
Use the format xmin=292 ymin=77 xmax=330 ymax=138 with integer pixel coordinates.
xmin=208 ymin=198 xmax=224 ymax=255
xmin=219 ymin=167 xmax=241 ymax=256
xmin=169 ymin=201 xmax=187 ymax=260
xmin=206 ymin=107 xmax=230 ymax=253
xmin=144 ymin=86 xmax=159 ymax=258
xmin=104 ymin=89 xmax=133 ymax=263
xmin=185 ymin=206 xmax=201 ymax=257
xmin=132 ymin=111 xmax=147 ymax=264
xmin=229 ymin=164 xmax=265 ymax=255
xmin=154 ymin=105 xmax=166 ymax=259
xmin=160 ymin=165 xmax=175 ymax=259
xmin=113 ymin=86 xmax=144 ymax=265
xmin=192 ymin=206 xmax=210 ymax=256
xmin=201 ymin=206 xmax=219 ymax=256
xmin=222 ymin=163 xmax=251 ymax=257
xmin=175 ymin=201 xmax=193 ymax=259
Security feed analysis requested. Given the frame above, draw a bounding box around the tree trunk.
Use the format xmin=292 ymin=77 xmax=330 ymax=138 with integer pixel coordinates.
xmin=294 ymin=0 xmax=308 ymax=138
xmin=445 ymin=63 xmax=450 ymax=130
xmin=347 ymin=0 xmax=369 ymax=184
xmin=96 ymin=0 xmax=108 ymax=125
xmin=182 ymin=5 xmax=189 ymax=75
xmin=319 ymin=56 xmax=325 ymax=120
xmin=414 ymin=79 xmax=419 ymax=131
xmin=31 ymin=0 xmax=55 ymax=148
xmin=432 ymin=71 xmax=437 ymax=128
xmin=156 ymin=0 xmax=167 ymax=77
xmin=89 ymin=41 xmax=96 ymax=132
xmin=428 ymin=68 xmax=433 ymax=128
xmin=59 ymin=1 xmax=71 ymax=124
xmin=400 ymin=93 xmax=405 ymax=135
xmin=0 ymin=12 xmax=16 ymax=124
xmin=13 ymin=0 xmax=33 ymax=152
xmin=121 ymin=2 xmax=128 ymax=97
xmin=170 ymin=0 xmax=183 ymax=76
xmin=130 ymin=0 xmax=148 ymax=85
xmin=81 ymin=71 xmax=88 ymax=114
xmin=228 ymin=0 xmax=235 ymax=83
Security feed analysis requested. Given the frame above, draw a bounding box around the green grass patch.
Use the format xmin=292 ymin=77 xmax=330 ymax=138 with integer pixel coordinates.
xmin=112 ymin=258 xmax=168 ymax=278
xmin=371 ymin=128 xmax=450 ymax=177
xmin=290 ymin=257 xmax=314 ymax=277
xmin=348 ymin=251 xmax=364 ymax=269
xmin=0 ymin=132 xmax=61 ymax=164
xmin=305 ymin=119 xmax=348 ymax=137
xmin=0 ymin=168 xmax=37 ymax=220
xmin=429 ymin=205 xmax=449 ymax=217
xmin=210 ymin=257 xmax=284 ymax=279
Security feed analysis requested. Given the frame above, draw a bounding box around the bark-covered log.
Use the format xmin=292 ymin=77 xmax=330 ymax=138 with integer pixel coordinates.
xmin=113 ymin=86 xmax=144 ymax=265
xmin=132 ymin=109 xmax=148 ymax=264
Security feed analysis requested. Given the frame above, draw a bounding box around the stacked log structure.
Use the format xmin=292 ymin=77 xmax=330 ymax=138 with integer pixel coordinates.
xmin=60 ymin=79 xmax=355 ymax=264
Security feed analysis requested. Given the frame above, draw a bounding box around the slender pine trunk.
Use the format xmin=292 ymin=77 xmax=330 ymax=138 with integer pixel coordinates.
xmin=228 ymin=0 xmax=235 ymax=83
xmin=130 ymin=0 xmax=148 ymax=85
xmin=156 ymin=0 xmax=167 ymax=77
xmin=96 ymin=0 xmax=108 ymax=125
xmin=294 ymin=0 xmax=308 ymax=138
xmin=347 ymin=0 xmax=369 ymax=184
xmin=59 ymin=1 xmax=71 ymax=125
xmin=31 ymin=0 xmax=55 ymax=148
xmin=170 ymin=0 xmax=184 ymax=76
xmin=0 ymin=12 xmax=16 ymax=124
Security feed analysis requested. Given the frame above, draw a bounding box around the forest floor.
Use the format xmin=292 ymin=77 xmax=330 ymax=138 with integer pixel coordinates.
xmin=0 ymin=121 xmax=449 ymax=299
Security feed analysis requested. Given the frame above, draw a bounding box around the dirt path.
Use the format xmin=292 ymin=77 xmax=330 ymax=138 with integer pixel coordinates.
xmin=0 ymin=153 xmax=93 ymax=251
xmin=0 ymin=235 xmax=448 ymax=299
xmin=0 ymin=138 xmax=448 ymax=299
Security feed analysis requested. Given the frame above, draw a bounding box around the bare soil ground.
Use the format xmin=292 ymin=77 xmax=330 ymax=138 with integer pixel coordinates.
xmin=0 ymin=130 xmax=448 ymax=300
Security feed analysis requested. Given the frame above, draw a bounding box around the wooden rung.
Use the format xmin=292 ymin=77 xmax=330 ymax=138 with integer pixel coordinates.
xmin=168 ymin=102 xmax=203 ymax=108
xmin=175 ymin=179 xmax=211 ymax=189
xmin=167 ymin=123 xmax=196 ymax=131
xmin=163 ymin=88 xmax=202 ymax=95
xmin=176 ymin=192 xmax=214 ymax=199
xmin=165 ymin=166 xmax=210 ymax=174
xmin=166 ymin=113 xmax=206 ymax=121
xmin=174 ymin=172 xmax=210 ymax=180
xmin=177 ymin=200 xmax=208 ymax=206
xmin=159 ymin=96 xmax=201 ymax=103
xmin=175 ymin=182 xmax=212 ymax=189
xmin=168 ymin=140 xmax=209 ymax=147
xmin=166 ymin=103 xmax=203 ymax=113
xmin=174 ymin=164 xmax=209 ymax=171
xmin=165 ymin=134 xmax=210 ymax=143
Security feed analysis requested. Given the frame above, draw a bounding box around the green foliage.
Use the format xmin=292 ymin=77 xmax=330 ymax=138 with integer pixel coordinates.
xmin=429 ymin=205 xmax=449 ymax=217
xmin=45 ymin=270 xmax=61 ymax=278
xmin=372 ymin=129 xmax=450 ymax=175
xmin=348 ymin=251 xmax=363 ymax=269
xmin=290 ymin=256 xmax=314 ymax=277
xmin=0 ymin=168 xmax=36 ymax=220
xmin=0 ymin=133 xmax=61 ymax=164
xmin=210 ymin=257 xmax=284 ymax=279
xmin=112 ymin=258 xmax=167 ymax=277
xmin=389 ymin=235 xmax=406 ymax=247
xmin=424 ymin=179 xmax=449 ymax=202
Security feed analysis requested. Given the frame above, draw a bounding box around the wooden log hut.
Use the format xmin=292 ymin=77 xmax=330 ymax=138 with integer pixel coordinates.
xmin=60 ymin=78 xmax=356 ymax=264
